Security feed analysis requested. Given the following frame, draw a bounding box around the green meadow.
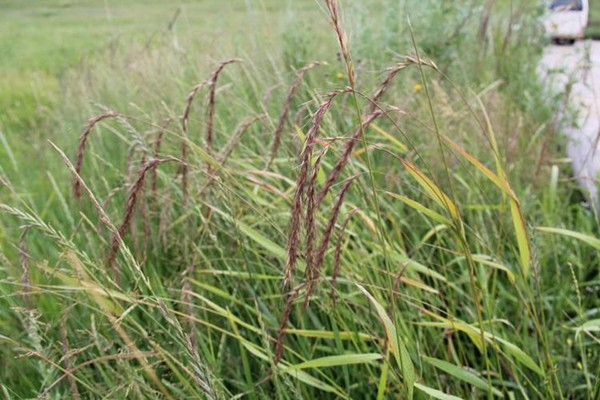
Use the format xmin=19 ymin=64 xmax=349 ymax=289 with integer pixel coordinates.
xmin=1 ymin=1 xmax=599 ymax=399
xmin=588 ymin=0 xmax=600 ymax=38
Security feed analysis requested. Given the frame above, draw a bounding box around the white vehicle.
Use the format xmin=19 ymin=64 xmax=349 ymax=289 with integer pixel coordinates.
xmin=545 ymin=0 xmax=589 ymax=44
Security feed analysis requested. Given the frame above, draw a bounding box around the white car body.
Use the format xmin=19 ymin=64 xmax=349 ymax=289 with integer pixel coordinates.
xmin=545 ymin=0 xmax=589 ymax=41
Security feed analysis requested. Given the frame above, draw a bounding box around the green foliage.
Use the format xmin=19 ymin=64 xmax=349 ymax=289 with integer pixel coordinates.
xmin=1 ymin=0 xmax=599 ymax=399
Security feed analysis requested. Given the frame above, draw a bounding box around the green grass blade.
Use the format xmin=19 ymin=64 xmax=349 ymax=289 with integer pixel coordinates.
xmin=421 ymin=356 xmax=503 ymax=397
xmin=356 ymin=284 xmax=415 ymax=399
xmin=536 ymin=227 xmax=600 ymax=250
xmin=415 ymin=383 xmax=463 ymax=400
xmin=289 ymin=353 xmax=383 ymax=370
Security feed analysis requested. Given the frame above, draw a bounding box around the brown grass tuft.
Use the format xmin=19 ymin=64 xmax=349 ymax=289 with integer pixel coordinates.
xmin=74 ymin=111 xmax=119 ymax=200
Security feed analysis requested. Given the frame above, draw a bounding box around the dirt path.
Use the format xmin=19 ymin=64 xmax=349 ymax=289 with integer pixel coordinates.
xmin=541 ymin=41 xmax=600 ymax=203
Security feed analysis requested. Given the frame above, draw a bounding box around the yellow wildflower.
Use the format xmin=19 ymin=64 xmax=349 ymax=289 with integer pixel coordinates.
xmin=414 ymin=83 xmax=423 ymax=93
xmin=336 ymin=72 xmax=345 ymax=80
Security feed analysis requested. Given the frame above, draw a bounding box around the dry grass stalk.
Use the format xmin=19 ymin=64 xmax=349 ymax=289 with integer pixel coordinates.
xmin=304 ymin=176 xmax=355 ymax=309
xmin=330 ymin=207 xmax=358 ymax=306
xmin=368 ymin=56 xmax=438 ymax=114
xmin=393 ymin=265 xmax=409 ymax=295
xmin=268 ymin=61 xmax=324 ymax=167
xmin=108 ymin=157 xmax=184 ymax=270
xmin=59 ymin=313 xmax=81 ymax=400
xmin=138 ymin=155 xmax=151 ymax=263
xmin=182 ymin=81 xmax=208 ymax=207
xmin=316 ymin=111 xmax=382 ymax=205
xmin=19 ymin=228 xmax=32 ymax=309
xmin=274 ymin=284 xmax=303 ymax=365
xmin=182 ymin=82 xmax=208 ymax=135
xmin=151 ymin=118 xmax=173 ymax=196
xmin=207 ymin=59 xmax=240 ymax=155
xmin=284 ymin=89 xmax=351 ymax=287
xmin=325 ymin=0 xmax=355 ymax=88
xmin=74 ymin=111 xmax=119 ymax=199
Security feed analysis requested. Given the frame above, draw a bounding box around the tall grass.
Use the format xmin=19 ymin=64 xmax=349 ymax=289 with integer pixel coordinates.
xmin=1 ymin=0 xmax=599 ymax=399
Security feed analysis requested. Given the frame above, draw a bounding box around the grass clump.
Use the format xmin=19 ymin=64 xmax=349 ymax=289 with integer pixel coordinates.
xmin=0 ymin=0 xmax=599 ymax=399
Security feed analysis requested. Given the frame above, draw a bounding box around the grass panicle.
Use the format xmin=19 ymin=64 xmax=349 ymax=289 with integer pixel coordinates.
xmin=268 ymin=61 xmax=324 ymax=167
xmin=284 ymin=88 xmax=351 ymax=288
xmin=74 ymin=111 xmax=119 ymax=199
xmin=305 ymin=176 xmax=355 ymax=309
xmin=108 ymin=157 xmax=184 ymax=271
xmin=317 ymin=110 xmax=382 ymax=205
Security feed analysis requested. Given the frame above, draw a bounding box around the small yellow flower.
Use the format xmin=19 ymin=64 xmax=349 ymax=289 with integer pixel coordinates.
xmin=413 ymin=83 xmax=423 ymax=93
xmin=336 ymin=72 xmax=345 ymax=80
xmin=577 ymin=361 xmax=583 ymax=370
xmin=567 ymin=338 xmax=573 ymax=347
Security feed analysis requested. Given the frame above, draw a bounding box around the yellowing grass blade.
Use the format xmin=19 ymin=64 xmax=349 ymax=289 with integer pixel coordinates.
xmin=399 ymin=276 xmax=439 ymax=294
xmin=474 ymin=95 xmax=503 ymax=180
xmin=284 ymin=329 xmax=375 ymax=341
xmin=442 ymin=136 xmax=530 ymax=278
xmin=471 ymin=255 xmax=516 ymax=283
xmin=388 ymin=251 xmax=447 ymax=282
xmin=415 ymin=383 xmax=463 ymax=400
xmin=536 ymin=227 xmax=600 ymax=250
xmin=492 ymin=336 xmax=545 ymax=377
xmin=401 ymin=160 xmax=459 ymax=221
xmin=419 ymin=310 xmax=484 ymax=351
xmin=385 ymin=191 xmax=453 ymax=226
xmin=509 ymin=199 xmax=531 ymax=278
xmin=422 ymin=356 xmax=502 ymax=397
xmin=289 ymin=353 xmax=383 ymax=369
xmin=442 ymin=136 xmax=514 ymax=198
xmin=371 ymin=123 xmax=408 ymax=152
xmin=356 ymin=284 xmax=415 ymax=399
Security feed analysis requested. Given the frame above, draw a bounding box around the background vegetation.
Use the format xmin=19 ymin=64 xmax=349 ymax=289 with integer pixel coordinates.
xmin=587 ymin=0 xmax=600 ymax=38
xmin=1 ymin=0 xmax=599 ymax=399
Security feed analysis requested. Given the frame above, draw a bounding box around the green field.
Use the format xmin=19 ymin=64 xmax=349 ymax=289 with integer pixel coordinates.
xmin=1 ymin=1 xmax=599 ymax=399
xmin=588 ymin=0 xmax=600 ymax=37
